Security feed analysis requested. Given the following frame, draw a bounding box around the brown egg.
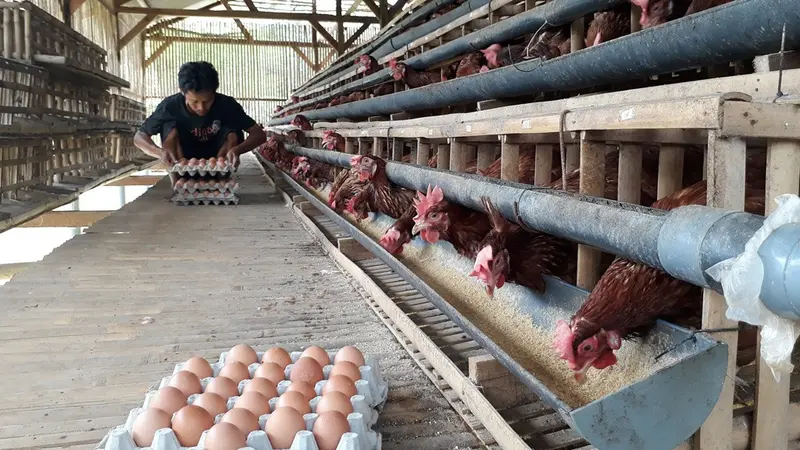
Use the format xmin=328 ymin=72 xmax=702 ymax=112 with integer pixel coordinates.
xmin=168 ymin=371 xmax=202 ymax=396
xmin=276 ymin=390 xmax=312 ymax=415
xmin=208 ymin=157 xmax=217 ymax=166
xmin=198 ymin=158 xmax=207 ymax=166
xmin=149 ymin=386 xmax=187 ymax=415
xmin=334 ymin=346 xmax=365 ymax=367
xmin=262 ymin=347 xmax=293 ymax=369
xmin=203 ymin=422 xmax=247 ymax=450
xmin=265 ymin=406 xmax=306 ymax=449
xmin=234 ymin=391 xmax=271 ymax=417
xmin=243 ymin=377 xmax=278 ymax=400
xmin=132 ymin=408 xmax=171 ymax=446
xmin=322 ymin=375 xmax=357 ymax=398
xmin=286 ymin=380 xmax=317 ymax=402
xmin=301 ymin=345 xmax=331 ymax=367
xmin=188 ymin=158 xmax=198 ymax=166
xmin=183 ymin=356 xmax=213 ymax=379
xmin=329 ymin=361 xmax=361 ymax=382
xmin=193 ymin=392 xmax=228 ymax=417
xmin=219 ymin=362 xmax=251 ymax=384
xmin=290 ymin=357 xmax=324 ymax=385
xmin=172 ymin=405 xmax=214 ymax=446
xmin=312 ymin=411 xmax=350 ymax=450
xmin=254 ymin=362 xmax=285 ymax=385
xmin=221 ymin=408 xmax=260 ymax=435
xmin=315 ymin=391 xmax=353 ymax=416
xmin=205 ymin=376 xmax=239 ymax=399
xmin=227 ymin=344 xmax=259 ymax=366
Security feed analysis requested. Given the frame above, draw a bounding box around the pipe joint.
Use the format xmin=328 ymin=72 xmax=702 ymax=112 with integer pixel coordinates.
xmin=758 ymin=222 xmax=800 ymax=320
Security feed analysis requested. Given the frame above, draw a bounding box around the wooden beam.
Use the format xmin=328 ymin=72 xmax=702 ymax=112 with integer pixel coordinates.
xmin=309 ymin=20 xmax=340 ymax=51
xmin=117 ymin=6 xmax=379 ymax=22
xmin=148 ymin=35 xmax=334 ymax=49
xmin=144 ymin=40 xmax=172 ymax=69
xmin=146 ymin=1 xmax=222 ymax=34
xmin=105 ymin=175 xmax=164 ymax=186
xmin=343 ymin=22 xmax=371 ymax=50
xmin=219 ymin=0 xmax=253 ymax=41
xmin=291 ymin=45 xmax=316 ymax=71
xmin=360 ymin=0 xmax=381 ymax=18
xmin=69 ymin=0 xmax=88 ymax=14
xmin=344 ymin=0 xmax=362 ymax=15
xmin=18 ymin=211 xmax=113 ymax=228
xmin=242 ymin=0 xmax=257 ymax=11
xmin=320 ymin=49 xmax=337 ymax=70
xmin=336 ymin=0 xmax=344 ymax=55
xmin=119 ymin=14 xmax=156 ymax=50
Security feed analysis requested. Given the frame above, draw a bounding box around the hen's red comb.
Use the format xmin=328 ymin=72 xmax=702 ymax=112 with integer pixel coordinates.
xmin=414 ymin=185 xmax=444 ymax=218
xmin=388 ymin=59 xmax=399 ymax=69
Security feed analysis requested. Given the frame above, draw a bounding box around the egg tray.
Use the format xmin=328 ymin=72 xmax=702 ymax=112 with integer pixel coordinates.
xmin=173 ymin=179 xmax=240 ymax=194
xmin=210 ymin=349 xmax=388 ymax=409
xmin=171 ymin=192 xmax=239 ymax=206
xmin=100 ymin=409 xmax=380 ymax=450
xmin=169 ymin=161 xmax=235 ymax=176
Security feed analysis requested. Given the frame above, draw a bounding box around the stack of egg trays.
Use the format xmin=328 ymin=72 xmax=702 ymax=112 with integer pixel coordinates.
xmin=169 ymin=160 xmax=239 ymax=206
xmin=98 ymin=348 xmax=388 ymax=450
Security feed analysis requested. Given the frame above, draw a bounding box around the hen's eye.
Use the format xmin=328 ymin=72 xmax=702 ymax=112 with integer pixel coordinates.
xmin=581 ymin=343 xmax=594 ymax=353
xmin=430 ymin=212 xmax=439 ymax=219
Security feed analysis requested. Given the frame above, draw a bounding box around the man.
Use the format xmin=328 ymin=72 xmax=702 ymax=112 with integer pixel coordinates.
xmin=134 ymin=61 xmax=267 ymax=168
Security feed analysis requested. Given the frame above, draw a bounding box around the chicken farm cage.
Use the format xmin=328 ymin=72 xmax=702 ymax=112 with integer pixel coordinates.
xmin=260 ymin=59 xmax=800 ymax=449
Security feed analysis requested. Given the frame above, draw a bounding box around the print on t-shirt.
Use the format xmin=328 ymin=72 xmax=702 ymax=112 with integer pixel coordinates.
xmin=192 ymin=120 xmax=223 ymax=142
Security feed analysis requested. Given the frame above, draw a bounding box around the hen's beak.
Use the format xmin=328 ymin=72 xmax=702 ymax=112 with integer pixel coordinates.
xmin=411 ymin=222 xmax=424 ymax=235
xmin=574 ymin=372 xmax=587 ymax=385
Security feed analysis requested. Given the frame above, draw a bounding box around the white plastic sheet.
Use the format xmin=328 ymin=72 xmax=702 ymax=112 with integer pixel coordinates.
xmin=706 ymin=194 xmax=800 ymax=382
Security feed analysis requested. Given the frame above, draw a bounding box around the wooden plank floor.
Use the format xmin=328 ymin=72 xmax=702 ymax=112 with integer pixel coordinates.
xmin=0 ymin=155 xmax=484 ymax=450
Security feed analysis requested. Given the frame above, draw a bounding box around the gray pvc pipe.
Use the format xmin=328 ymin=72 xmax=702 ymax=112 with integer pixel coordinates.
xmin=283 ymin=145 xmax=800 ymax=321
xmin=270 ymin=0 xmax=800 ymax=125
xmin=291 ymin=0 xmax=467 ymax=98
xmin=282 ymin=0 xmax=624 ymax=115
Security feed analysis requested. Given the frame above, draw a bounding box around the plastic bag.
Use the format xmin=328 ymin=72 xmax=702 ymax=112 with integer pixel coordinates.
xmin=706 ymin=194 xmax=800 ymax=382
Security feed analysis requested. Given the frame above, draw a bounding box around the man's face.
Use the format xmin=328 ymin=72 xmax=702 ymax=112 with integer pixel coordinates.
xmin=183 ymin=89 xmax=215 ymax=116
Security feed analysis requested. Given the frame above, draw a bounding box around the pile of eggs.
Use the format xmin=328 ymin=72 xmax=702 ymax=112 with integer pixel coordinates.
xmin=170 ymin=157 xmax=239 ymax=206
xmin=132 ymin=344 xmax=368 ymax=450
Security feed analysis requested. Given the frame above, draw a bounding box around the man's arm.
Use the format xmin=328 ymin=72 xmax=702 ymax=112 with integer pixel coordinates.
xmin=223 ymin=98 xmax=267 ymax=166
xmin=134 ymin=99 xmax=177 ymax=164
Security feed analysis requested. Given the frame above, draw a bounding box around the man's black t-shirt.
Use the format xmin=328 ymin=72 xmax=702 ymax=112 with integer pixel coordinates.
xmin=140 ymin=92 xmax=256 ymax=150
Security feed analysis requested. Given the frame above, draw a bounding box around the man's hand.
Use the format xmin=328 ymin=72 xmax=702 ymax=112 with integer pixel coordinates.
xmin=218 ymin=146 xmax=241 ymax=169
xmin=161 ymin=147 xmax=178 ymax=166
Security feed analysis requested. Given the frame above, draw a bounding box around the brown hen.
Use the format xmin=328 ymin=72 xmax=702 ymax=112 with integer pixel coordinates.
xmin=553 ymin=179 xmax=764 ymax=383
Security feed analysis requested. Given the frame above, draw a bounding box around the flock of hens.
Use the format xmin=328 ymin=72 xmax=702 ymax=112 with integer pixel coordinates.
xmin=263 ymin=0 xmax=757 ymax=384
xmin=273 ymin=0 xmax=733 ymax=116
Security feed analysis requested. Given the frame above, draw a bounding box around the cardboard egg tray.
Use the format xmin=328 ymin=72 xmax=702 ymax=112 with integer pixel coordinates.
xmin=103 ymin=409 xmax=379 ymax=450
xmin=173 ymin=178 xmax=240 ymax=194
xmin=171 ymin=190 xmax=239 ymax=206
xmin=169 ymin=160 xmax=235 ymax=176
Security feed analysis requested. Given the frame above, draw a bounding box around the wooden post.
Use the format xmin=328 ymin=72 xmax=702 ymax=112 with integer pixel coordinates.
xmin=570 ymin=17 xmax=584 ymax=53
xmin=576 ymin=134 xmax=605 ymax=290
xmin=500 ymin=136 xmax=519 ymax=182
xmin=476 ymin=144 xmax=494 ymax=172
xmin=617 ymin=144 xmax=642 ymax=204
xmin=373 ymin=137 xmax=386 ymax=158
xmin=449 ymin=139 xmax=468 ymax=172
xmin=437 ymin=143 xmax=450 ymax=171
xmin=391 ymin=138 xmax=402 ymax=161
xmin=750 ymin=139 xmax=800 ymax=450
xmin=344 ymin=138 xmax=355 ymax=154
xmin=694 ymin=132 xmax=744 ymax=450
xmin=566 ymin=143 xmax=579 ymax=173
xmin=657 ymin=144 xmax=684 ymax=199
xmin=417 ymin=139 xmax=431 ymax=166
xmin=534 ymin=144 xmax=554 ymax=186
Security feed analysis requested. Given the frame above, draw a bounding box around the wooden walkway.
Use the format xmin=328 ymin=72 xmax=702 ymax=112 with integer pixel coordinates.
xmin=0 ymin=155 xmax=483 ymax=450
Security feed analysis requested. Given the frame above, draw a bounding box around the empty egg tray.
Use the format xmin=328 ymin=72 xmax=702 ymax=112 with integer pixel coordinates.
xmin=102 ymin=408 xmax=380 ymax=450
xmin=174 ymin=179 xmax=240 ymax=194
xmin=170 ymin=161 xmax=235 ymax=176
xmin=171 ymin=191 xmax=239 ymax=206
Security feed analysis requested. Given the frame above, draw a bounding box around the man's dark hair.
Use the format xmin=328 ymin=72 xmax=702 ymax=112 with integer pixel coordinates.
xmin=178 ymin=61 xmax=220 ymax=93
